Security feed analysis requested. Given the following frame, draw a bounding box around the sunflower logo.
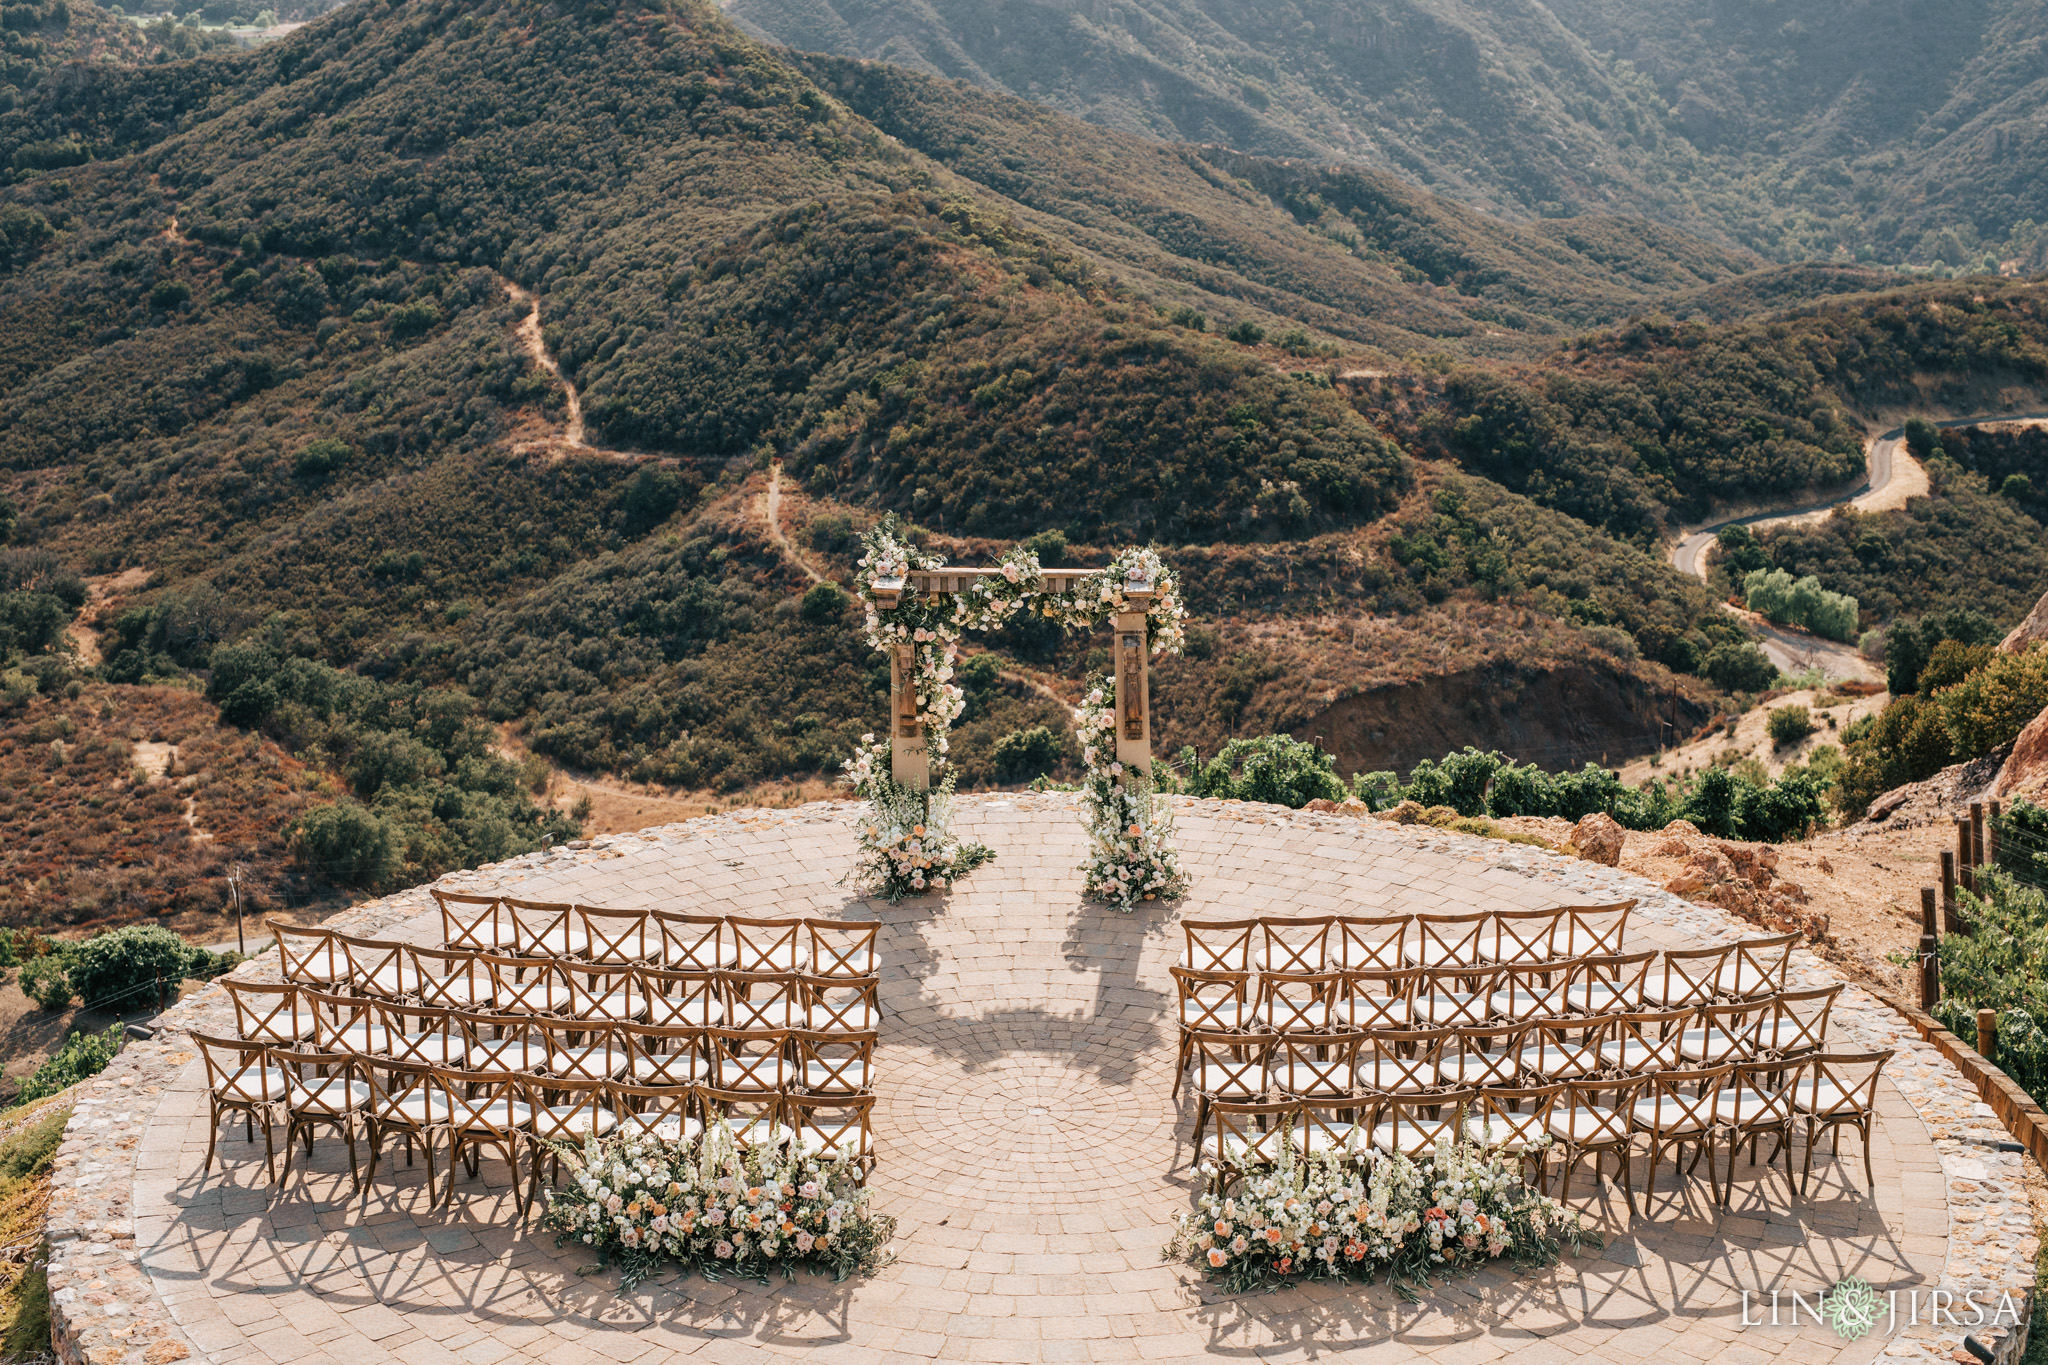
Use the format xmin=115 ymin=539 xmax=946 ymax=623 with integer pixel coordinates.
xmin=1822 ymin=1276 xmax=1882 ymax=1340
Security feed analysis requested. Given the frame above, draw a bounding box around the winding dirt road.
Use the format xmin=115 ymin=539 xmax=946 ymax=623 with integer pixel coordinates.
xmin=1667 ymin=411 xmax=2048 ymax=681
xmin=503 ymin=279 xmax=587 ymax=446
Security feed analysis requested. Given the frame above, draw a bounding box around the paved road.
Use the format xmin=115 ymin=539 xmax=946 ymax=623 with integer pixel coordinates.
xmin=1670 ymin=410 xmax=2048 ymax=580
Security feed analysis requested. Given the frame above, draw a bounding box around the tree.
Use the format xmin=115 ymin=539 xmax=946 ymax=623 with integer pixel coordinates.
xmin=1904 ymin=416 xmax=1940 ymax=458
xmin=991 ymin=725 xmax=1061 ymax=783
xmin=1703 ymin=642 xmax=1778 ymax=693
xmin=1715 ymin=524 xmax=1770 ymax=574
xmin=66 ymin=925 xmax=194 ymax=1013
xmin=289 ymin=800 xmax=399 ymax=888
xmin=1767 ymin=705 xmax=1815 ymax=747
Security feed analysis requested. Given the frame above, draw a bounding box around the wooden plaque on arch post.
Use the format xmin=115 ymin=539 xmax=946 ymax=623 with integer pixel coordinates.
xmin=889 ymin=643 xmax=930 ymax=792
xmin=1113 ymin=571 xmax=1156 ymax=778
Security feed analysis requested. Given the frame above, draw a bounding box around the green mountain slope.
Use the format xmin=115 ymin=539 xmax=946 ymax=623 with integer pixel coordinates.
xmin=727 ymin=0 xmax=2048 ymax=265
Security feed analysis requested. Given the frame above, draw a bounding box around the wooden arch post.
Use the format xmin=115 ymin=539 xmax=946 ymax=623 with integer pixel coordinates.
xmin=1113 ymin=566 xmax=1155 ymax=779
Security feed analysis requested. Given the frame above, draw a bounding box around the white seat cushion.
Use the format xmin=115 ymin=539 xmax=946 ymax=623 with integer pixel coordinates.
xmin=1755 ymin=1019 xmax=1821 ymax=1052
xmin=793 ymin=1123 xmax=871 ymax=1158
xmin=287 ymin=949 xmax=345 ymax=982
xmin=717 ymin=1058 xmax=795 ymax=1090
xmin=1436 ymin=1054 xmax=1516 ymax=1086
xmin=1180 ymin=999 xmax=1249 ymax=1029
xmin=1724 ymin=963 xmax=1781 ymax=997
xmin=1191 ymin=1064 xmax=1261 ymax=1097
xmin=243 ymin=1007 xmax=318 ymax=1042
xmin=363 ymin=964 xmax=422 ymax=996
xmin=1600 ymin=1039 xmax=1673 ymax=1072
xmin=1557 ymin=927 xmax=1621 ymax=957
xmin=1679 ymin=1028 xmax=1745 ymax=1063
xmin=1792 ymin=1078 xmax=1857 ymax=1115
xmin=1546 ymin=1104 xmax=1624 ymax=1143
xmin=526 ymin=926 xmax=589 ymax=957
xmin=630 ymin=1052 xmax=711 ymax=1084
xmin=576 ymin=991 xmax=645 ymax=1022
xmin=1411 ymin=941 xmax=1481 ymax=968
xmin=551 ymin=1045 xmax=630 ymax=1080
xmin=1197 ymin=1134 xmax=1280 ymax=1164
xmin=332 ymin=1023 xmax=392 ymax=1055
xmin=466 ymin=1040 xmax=550 ymax=1071
xmin=585 ymin=930 xmax=658 ymax=962
xmin=293 ymin=1076 xmax=370 ymax=1113
xmin=1564 ymin=982 xmax=1631 ymax=1013
xmin=807 ymin=1003 xmax=879 ymax=1031
xmin=1370 ymin=1118 xmax=1455 ymax=1155
xmin=1253 ymin=945 xmax=1326 ymax=972
xmin=420 ymin=976 xmax=493 ymax=1008
xmin=389 ymin=1091 xmax=455 ymax=1126
xmin=1257 ymin=1002 xmax=1333 ymax=1031
xmin=1264 ymin=1062 xmax=1351 ymax=1097
xmin=1487 ymin=990 xmax=1555 ymax=1020
xmin=813 ymin=948 xmax=877 ymax=975
xmin=451 ymin=1099 xmax=533 ymax=1131
xmin=1712 ymin=1086 xmax=1782 ymax=1125
xmin=1519 ymin=1044 xmax=1598 ymax=1079
xmin=1631 ymin=1096 xmax=1710 ymax=1133
xmin=734 ymin=943 xmax=807 ymax=972
xmin=535 ymin=1105 xmax=618 ymax=1139
xmin=1414 ymin=993 xmax=1485 ymax=1025
xmin=729 ymin=1000 xmax=800 ymax=1030
xmin=1333 ymin=996 xmax=1409 ymax=1028
xmin=1354 ymin=1057 xmax=1438 ymax=1092
xmin=646 ymin=996 xmax=722 ymax=1027
xmin=500 ymin=982 xmax=576 ymax=1013
xmin=390 ymin=1033 xmax=465 ymax=1066
xmin=219 ymin=1067 xmax=289 ymax=1103
xmin=800 ymin=1059 xmax=872 ymax=1092
xmin=1638 ymin=978 xmax=1713 ymax=1008
xmin=1334 ymin=938 xmax=1403 ymax=970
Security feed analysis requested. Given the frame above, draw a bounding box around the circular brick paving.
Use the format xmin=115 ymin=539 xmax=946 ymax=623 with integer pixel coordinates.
xmin=125 ymin=797 xmax=1983 ymax=1364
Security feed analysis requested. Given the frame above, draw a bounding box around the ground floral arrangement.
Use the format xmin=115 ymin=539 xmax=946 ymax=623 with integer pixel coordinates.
xmin=1166 ymin=1135 xmax=1591 ymax=1294
xmin=542 ymin=1123 xmax=894 ymax=1289
xmin=847 ymin=519 xmax=1190 ymax=904
xmin=1075 ymin=672 xmax=1189 ymax=910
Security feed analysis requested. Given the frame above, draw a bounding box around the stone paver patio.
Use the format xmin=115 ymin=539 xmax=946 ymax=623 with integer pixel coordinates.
xmin=50 ymin=796 xmax=2042 ymax=1364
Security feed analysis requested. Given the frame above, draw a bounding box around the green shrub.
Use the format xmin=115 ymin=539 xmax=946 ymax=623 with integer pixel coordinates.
xmin=0 ymin=1108 xmax=67 ymax=1174
xmin=1834 ymin=691 xmax=1954 ymax=816
xmin=149 ymin=280 xmax=190 ymax=311
xmin=1742 ymin=568 xmax=1859 ymax=641
xmin=1188 ymin=734 xmax=1346 ymax=807
xmin=1715 ymin=524 xmax=1770 ymax=574
xmin=288 ymin=800 xmax=399 ymax=888
xmin=1919 ymin=639 xmax=1995 ymax=693
xmin=1996 ymin=799 xmax=2048 ymax=888
xmin=799 ymin=582 xmax=848 ymax=624
xmin=1767 ymin=705 xmax=1815 ymax=747
xmin=991 ymin=725 xmax=1061 ymax=783
xmin=1702 ymin=642 xmax=1778 ymax=693
xmin=1933 ymin=873 xmax=2048 ymax=1105
xmin=1884 ymin=609 xmax=2002 ymax=694
xmin=17 ymin=954 xmax=71 ymax=1012
xmin=65 ymin=925 xmax=191 ymax=1014
xmin=1225 ymin=320 xmax=1266 ymax=345
xmin=294 ymin=438 xmax=351 ymax=479
xmin=13 ymin=1024 xmax=125 ymax=1108
xmin=1935 ymin=647 xmax=2048 ymax=757
xmin=1351 ymin=771 xmax=1403 ymax=810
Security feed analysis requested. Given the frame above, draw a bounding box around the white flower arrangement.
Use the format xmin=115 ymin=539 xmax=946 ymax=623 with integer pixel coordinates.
xmin=843 ymin=732 xmax=993 ymax=902
xmin=1074 ymin=672 xmax=1189 ymax=910
xmin=542 ymin=1121 xmax=894 ymax=1290
xmin=1164 ymin=1128 xmax=1589 ymax=1294
xmin=1034 ymin=546 xmax=1186 ymax=654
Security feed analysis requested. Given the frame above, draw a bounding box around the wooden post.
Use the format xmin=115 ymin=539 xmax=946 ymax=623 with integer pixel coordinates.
xmin=1112 ymin=569 xmax=1157 ymax=779
xmin=1958 ymin=817 xmax=1976 ymax=894
xmin=1978 ymin=1007 xmax=1998 ymax=1062
xmin=1919 ymin=931 xmax=1939 ymax=1010
xmin=1921 ymin=887 xmax=1939 ymax=939
xmin=888 ymin=644 xmax=929 ymax=792
xmin=1988 ymin=799 xmax=2002 ymax=868
xmin=1940 ymin=850 xmax=1958 ymax=927
xmin=1971 ymin=801 xmax=1987 ymax=869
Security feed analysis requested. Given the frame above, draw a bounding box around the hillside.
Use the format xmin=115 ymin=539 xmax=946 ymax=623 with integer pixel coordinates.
xmin=0 ymin=0 xmax=2043 ymax=931
xmin=727 ymin=0 xmax=2048 ymax=267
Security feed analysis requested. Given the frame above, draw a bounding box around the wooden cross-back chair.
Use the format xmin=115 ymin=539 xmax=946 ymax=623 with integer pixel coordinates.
xmin=452 ymin=1008 xmax=553 ymax=1074
xmin=411 ymin=944 xmax=498 ymax=1011
xmin=1412 ymin=912 xmax=1489 ymax=970
xmin=535 ymin=1017 xmax=631 ymax=1082
xmin=339 ymin=933 xmax=421 ymax=1000
xmin=1639 ymin=945 xmax=1732 ymax=1010
xmin=651 ymin=911 xmax=731 ymax=970
xmin=1437 ymin=1023 xmax=1529 ymax=1090
xmin=1170 ymin=967 xmax=1250 ymax=1092
xmin=577 ymin=907 xmax=657 ymax=964
xmin=785 ymin=1092 xmax=876 ymax=1174
xmin=1464 ymin=1083 xmax=1560 ymax=1181
xmin=1256 ymin=970 xmax=1337 ymax=1034
xmin=1756 ymin=984 xmax=1841 ymax=1058
xmin=728 ymin=916 xmax=808 ymax=973
xmin=1565 ymin=950 xmax=1656 ymax=1014
xmin=709 ymin=1025 xmax=795 ymax=1092
xmin=1184 ymin=1030 xmax=1274 ymax=1146
xmin=306 ymin=988 xmax=388 ymax=1056
xmin=1519 ymin=1015 xmax=1614 ymax=1082
xmin=373 ymin=999 xmax=469 ymax=1069
xmin=1485 ymin=908 xmax=1562 ymax=965
xmin=724 ymin=971 xmax=803 ymax=1031
xmin=1334 ymin=967 xmax=1420 ymax=1031
xmin=1334 ymin=914 xmax=1410 ymax=971
xmin=1294 ymin=1099 xmax=1364 ymax=1163
xmin=1180 ymin=918 xmax=1258 ymax=974
xmin=1721 ymin=933 xmax=1798 ymax=1000
xmin=1683 ymin=999 xmax=1771 ymax=1066
xmin=1795 ymin=1049 xmax=1892 ymax=1196
xmin=1353 ymin=1027 xmax=1446 ymax=1096
xmin=794 ymin=1029 xmax=875 ymax=1096
xmin=1256 ymin=916 xmax=1335 ymax=974
xmin=1545 ymin=1074 xmax=1648 ymax=1211
xmin=1412 ymin=965 xmax=1498 ymax=1028
xmin=1711 ymin=1058 xmax=1801 ymax=1207
xmin=806 ymin=919 xmax=881 ymax=978
xmin=223 ymin=979 xmax=315 ymax=1045
xmin=700 ymin=1086 xmax=786 ymax=1150
xmin=1558 ymin=900 xmax=1635 ymax=958
xmin=1630 ymin=1064 xmax=1730 ymax=1205
xmin=1489 ymin=958 xmax=1580 ymax=1022
xmin=269 ymin=919 xmax=345 ymax=987
xmin=1600 ymin=1008 xmax=1696 ymax=1075
xmin=1264 ymin=1031 xmax=1362 ymax=1102
xmin=480 ymin=951 xmax=576 ymax=1016
xmin=504 ymin=898 xmax=588 ymax=959
xmin=272 ymin=1045 xmax=368 ymax=1193
xmin=635 ymin=965 xmax=726 ymax=1029
xmin=1368 ymin=1088 xmax=1475 ymax=1159
xmin=618 ymin=1020 xmax=712 ymax=1087
xmin=191 ymin=1031 xmax=286 ymax=1184
xmin=563 ymin=961 xmax=644 ymax=1023
xmin=1200 ymin=1099 xmax=1296 ymax=1191
xmin=361 ymin=1056 xmax=451 ymax=1198
xmin=433 ymin=890 xmax=516 ymax=955
xmin=439 ymin=1068 xmax=533 ymax=1214
xmin=802 ymin=974 xmax=880 ymax=1032
xmin=608 ymin=1079 xmax=702 ymax=1144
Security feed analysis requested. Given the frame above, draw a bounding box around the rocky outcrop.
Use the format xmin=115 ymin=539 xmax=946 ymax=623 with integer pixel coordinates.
xmin=1568 ymin=811 xmax=1625 ymax=866
xmin=1652 ymin=820 xmax=1829 ymax=940
xmin=1998 ymin=588 xmax=2048 ymax=653
xmin=1994 ymin=704 xmax=2048 ymax=802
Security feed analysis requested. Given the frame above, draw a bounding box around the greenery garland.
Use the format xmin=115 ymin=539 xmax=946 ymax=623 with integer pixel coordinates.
xmin=1075 ymin=672 xmax=1189 ymax=910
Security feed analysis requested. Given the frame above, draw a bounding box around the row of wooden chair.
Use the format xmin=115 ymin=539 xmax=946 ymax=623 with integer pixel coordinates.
xmin=192 ymin=1033 xmax=873 ymax=1214
xmin=269 ymin=910 xmax=878 ymax=984
xmin=1199 ymin=1050 xmax=1892 ymax=1213
xmin=430 ymin=894 xmax=879 ymax=971
xmin=1177 ymin=989 xmax=1839 ymax=1133
xmin=1180 ymin=903 xmax=1636 ymax=975
xmin=225 ymin=979 xmax=877 ymax=1093
xmin=1173 ymin=940 xmax=1803 ymax=1045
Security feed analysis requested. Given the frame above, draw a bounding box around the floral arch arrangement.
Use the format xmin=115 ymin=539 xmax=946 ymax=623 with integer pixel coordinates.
xmin=843 ymin=519 xmax=1191 ymax=909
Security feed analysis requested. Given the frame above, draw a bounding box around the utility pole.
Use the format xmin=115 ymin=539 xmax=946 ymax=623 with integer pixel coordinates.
xmin=230 ymin=864 xmax=245 ymax=957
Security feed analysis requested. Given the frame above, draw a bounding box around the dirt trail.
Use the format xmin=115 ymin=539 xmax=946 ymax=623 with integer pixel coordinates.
xmin=760 ymin=462 xmax=827 ymax=586
xmin=503 ymin=279 xmax=586 ymax=446
xmin=67 ymin=566 xmax=151 ymax=668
